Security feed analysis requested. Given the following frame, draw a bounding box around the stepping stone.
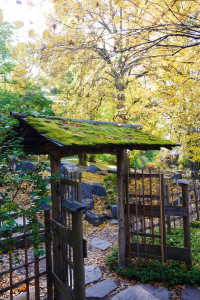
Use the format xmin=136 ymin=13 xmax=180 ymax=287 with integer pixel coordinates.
xmin=181 ymin=288 xmax=200 ymax=300
xmin=110 ymin=219 xmax=118 ymax=225
xmin=111 ymin=284 xmax=171 ymax=300
xmin=91 ymin=238 xmax=112 ymax=250
xmin=85 ymin=265 xmax=102 ymax=284
xmin=86 ymin=279 xmax=117 ymax=298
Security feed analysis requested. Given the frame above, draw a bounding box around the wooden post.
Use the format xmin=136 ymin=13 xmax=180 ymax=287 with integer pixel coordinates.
xmin=117 ymin=149 xmax=129 ymax=266
xmin=50 ymin=154 xmax=63 ymax=300
xmin=179 ymin=180 xmax=192 ymax=268
xmin=72 ymin=209 xmax=86 ymax=300
xmin=159 ymin=170 xmax=166 ymax=264
xmin=44 ymin=210 xmax=53 ymax=300
xmin=165 ymin=184 xmax=171 ymax=235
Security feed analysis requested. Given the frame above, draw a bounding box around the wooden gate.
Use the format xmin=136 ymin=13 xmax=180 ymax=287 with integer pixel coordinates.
xmin=125 ymin=169 xmax=192 ymax=267
xmin=45 ymin=176 xmax=87 ymax=300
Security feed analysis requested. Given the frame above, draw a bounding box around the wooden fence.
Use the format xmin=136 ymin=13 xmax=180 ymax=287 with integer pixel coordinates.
xmin=125 ymin=169 xmax=198 ymax=267
xmin=0 ymin=211 xmax=47 ymax=300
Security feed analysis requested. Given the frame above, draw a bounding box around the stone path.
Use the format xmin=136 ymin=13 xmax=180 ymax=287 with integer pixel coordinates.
xmin=85 ymin=237 xmax=200 ymax=300
xmin=6 ymin=236 xmax=200 ymax=300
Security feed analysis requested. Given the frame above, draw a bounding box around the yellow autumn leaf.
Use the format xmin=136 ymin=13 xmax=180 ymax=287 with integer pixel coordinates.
xmin=15 ymin=42 xmax=27 ymax=53
xmin=115 ymin=0 xmax=123 ymax=6
xmin=14 ymin=20 xmax=24 ymax=29
xmin=0 ymin=10 xmax=3 ymax=24
xmin=43 ymin=30 xmax=50 ymax=38
xmin=113 ymin=15 xmax=121 ymax=25
xmin=29 ymin=29 xmax=35 ymax=37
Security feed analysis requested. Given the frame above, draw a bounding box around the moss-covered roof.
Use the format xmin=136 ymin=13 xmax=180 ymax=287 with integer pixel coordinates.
xmin=20 ymin=115 xmax=177 ymax=151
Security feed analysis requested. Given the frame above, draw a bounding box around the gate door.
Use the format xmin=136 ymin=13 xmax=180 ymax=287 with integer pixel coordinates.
xmin=46 ymin=177 xmax=87 ymax=300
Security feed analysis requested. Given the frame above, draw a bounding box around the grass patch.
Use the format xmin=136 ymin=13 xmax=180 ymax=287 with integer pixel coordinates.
xmin=106 ymin=223 xmax=200 ymax=286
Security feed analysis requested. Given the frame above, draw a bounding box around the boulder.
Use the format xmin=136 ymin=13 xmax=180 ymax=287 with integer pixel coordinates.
xmin=61 ymin=162 xmax=80 ymax=176
xmin=82 ymin=182 xmax=93 ymax=199
xmin=86 ymin=164 xmax=101 ymax=173
xmin=85 ymin=211 xmax=106 ymax=227
xmin=170 ymin=173 xmax=182 ymax=180
xmin=111 ymin=205 xmax=118 ymax=219
xmin=32 ymin=196 xmax=52 ymax=211
xmin=103 ymin=213 xmax=113 ymax=220
xmin=83 ymin=198 xmax=94 ymax=213
xmin=16 ymin=161 xmax=36 ymax=171
xmin=91 ymin=183 xmax=107 ymax=198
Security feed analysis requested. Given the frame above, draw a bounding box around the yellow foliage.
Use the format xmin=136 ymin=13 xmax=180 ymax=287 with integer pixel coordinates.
xmin=29 ymin=29 xmax=36 ymax=37
xmin=0 ymin=10 xmax=3 ymax=24
xmin=113 ymin=15 xmax=121 ymax=25
xmin=14 ymin=20 xmax=24 ymax=29
xmin=43 ymin=30 xmax=50 ymax=39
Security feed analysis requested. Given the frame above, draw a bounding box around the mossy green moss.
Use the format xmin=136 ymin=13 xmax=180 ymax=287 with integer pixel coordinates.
xmin=26 ymin=116 xmax=176 ymax=149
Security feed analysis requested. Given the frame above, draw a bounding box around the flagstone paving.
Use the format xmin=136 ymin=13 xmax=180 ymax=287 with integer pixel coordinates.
xmin=86 ymin=279 xmax=117 ymax=298
xmin=91 ymin=237 xmax=112 ymax=250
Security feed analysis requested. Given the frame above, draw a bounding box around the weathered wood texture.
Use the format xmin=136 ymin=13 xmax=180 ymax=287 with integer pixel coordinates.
xmin=50 ymin=154 xmax=63 ymax=300
xmin=49 ymin=171 xmax=86 ymax=300
xmin=0 ymin=211 xmax=47 ymax=299
xmin=117 ymin=149 xmax=129 ymax=266
xmin=125 ymin=168 xmax=192 ymax=267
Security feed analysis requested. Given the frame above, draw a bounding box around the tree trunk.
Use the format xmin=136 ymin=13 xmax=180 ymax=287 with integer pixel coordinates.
xmin=79 ymin=154 xmax=88 ymax=166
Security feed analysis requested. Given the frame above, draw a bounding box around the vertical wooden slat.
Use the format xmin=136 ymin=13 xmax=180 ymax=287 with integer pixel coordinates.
xmin=9 ymin=244 xmax=13 ymax=300
xmin=159 ymin=169 xmax=166 ymax=264
xmin=149 ymin=168 xmax=155 ymax=257
xmin=142 ymin=169 xmax=147 ymax=257
xmin=165 ymin=184 xmax=171 ymax=234
xmin=34 ymin=214 xmax=40 ymax=300
xmin=23 ymin=214 xmax=30 ymax=300
xmin=50 ymin=154 xmax=63 ymax=300
xmin=125 ymin=171 xmax=131 ymax=260
xmin=117 ymin=149 xmax=127 ymax=266
xmin=181 ymin=182 xmax=192 ymax=268
xmin=44 ymin=210 xmax=53 ymax=300
xmin=72 ymin=204 xmax=85 ymax=299
xmin=135 ymin=169 xmax=139 ymax=259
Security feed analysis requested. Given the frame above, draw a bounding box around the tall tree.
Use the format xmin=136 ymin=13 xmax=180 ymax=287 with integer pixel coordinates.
xmin=36 ymin=0 xmax=200 ymax=122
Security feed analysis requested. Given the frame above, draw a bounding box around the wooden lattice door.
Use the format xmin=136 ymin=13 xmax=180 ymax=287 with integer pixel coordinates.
xmin=125 ymin=169 xmax=192 ymax=266
xmin=46 ymin=176 xmax=87 ymax=300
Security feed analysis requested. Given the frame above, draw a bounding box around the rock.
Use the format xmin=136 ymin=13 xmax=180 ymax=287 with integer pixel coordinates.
xmin=82 ymin=198 xmax=94 ymax=213
xmin=170 ymin=173 xmax=182 ymax=180
xmin=32 ymin=196 xmax=52 ymax=210
xmin=103 ymin=213 xmax=113 ymax=219
xmin=85 ymin=211 xmax=106 ymax=227
xmin=181 ymin=288 xmax=200 ymax=300
xmin=85 ymin=265 xmax=102 ymax=284
xmin=91 ymin=183 xmax=107 ymax=198
xmin=111 ymin=205 xmax=118 ymax=218
xmin=82 ymin=182 xmax=93 ymax=199
xmin=16 ymin=161 xmax=36 ymax=171
xmin=86 ymin=279 xmax=117 ymax=298
xmin=107 ymin=167 xmax=117 ymax=174
xmin=87 ymin=164 xmax=101 ymax=173
xmin=91 ymin=237 xmax=112 ymax=250
xmin=110 ymin=219 xmax=118 ymax=225
xmin=111 ymin=284 xmax=171 ymax=300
